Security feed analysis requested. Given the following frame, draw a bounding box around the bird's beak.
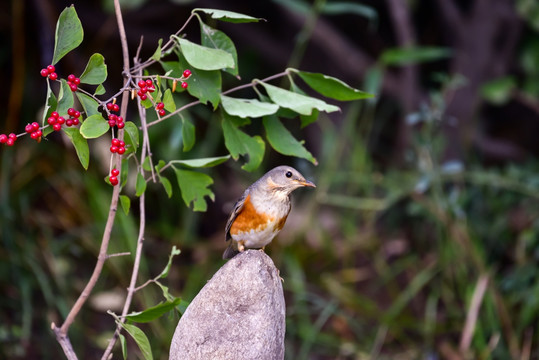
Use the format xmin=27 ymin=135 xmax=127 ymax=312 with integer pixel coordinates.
xmin=298 ymin=179 xmax=316 ymax=188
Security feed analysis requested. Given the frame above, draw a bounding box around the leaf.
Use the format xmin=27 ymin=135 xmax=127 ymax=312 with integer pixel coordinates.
xmin=94 ymin=83 xmax=106 ymax=95
xmin=480 ymin=76 xmax=516 ymax=105
xmin=120 ymin=195 xmax=131 ymax=215
xmin=151 ymin=38 xmax=163 ymax=61
xmin=173 ymin=168 xmax=215 ymax=211
xmin=380 ymin=46 xmax=451 ymax=66
xmin=221 ymin=112 xmax=265 ymax=172
xmin=193 ymin=8 xmax=264 ymax=23
xmin=57 ymin=80 xmax=74 ymax=116
xmin=118 ymin=323 xmax=153 ymax=360
xmin=263 ymin=116 xmax=317 ymax=164
xmin=119 ymin=334 xmax=127 ymax=360
xmin=79 ymin=53 xmax=107 ymax=85
xmin=259 ymin=81 xmax=340 ymax=115
xmin=135 ymin=173 xmax=147 ymax=197
xmin=124 ymin=298 xmax=182 ymax=323
xmin=63 ymin=128 xmax=89 ymax=170
xmin=76 ymin=92 xmax=100 ymax=117
xmin=157 ymin=246 xmax=181 ymax=279
xmin=163 ymin=88 xmax=176 ymax=112
xmin=173 ymin=36 xmax=235 ymax=71
xmin=124 ymin=121 xmax=140 ymax=152
xmin=290 ymin=68 xmax=374 ymax=101
xmin=52 ymin=5 xmax=83 ymax=64
xmin=41 ymin=81 xmax=57 ymax=128
xmin=80 ymin=114 xmax=109 ymax=139
xmin=221 ymin=95 xmax=279 ymax=118
xmin=171 ymin=155 xmax=230 ymax=168
xmin=200 ymin=21 xmax=239 ymax=76
xmin=181 ymin=116 xmax=196 ymax=151
xmin=158 ymin=174 xmax=173 ymax=198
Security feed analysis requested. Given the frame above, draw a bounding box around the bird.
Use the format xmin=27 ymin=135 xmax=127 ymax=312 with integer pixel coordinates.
xmin=223 ymin=166 xmax=316 ymax=259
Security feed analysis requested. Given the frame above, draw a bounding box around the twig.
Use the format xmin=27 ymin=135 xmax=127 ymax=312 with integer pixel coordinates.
xmin=107 ymin=252 xmax=131 ymax=258
xmin=459 ymin=274 xmax=489 ymax=351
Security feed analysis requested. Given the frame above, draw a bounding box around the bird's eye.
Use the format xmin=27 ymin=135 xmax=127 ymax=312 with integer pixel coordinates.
xmin=285 ymin=171 xmax=292 ymax=178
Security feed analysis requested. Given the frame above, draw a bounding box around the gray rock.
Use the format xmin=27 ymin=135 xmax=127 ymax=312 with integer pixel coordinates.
xmin=169 ymin=250 xmax=285 ymax=360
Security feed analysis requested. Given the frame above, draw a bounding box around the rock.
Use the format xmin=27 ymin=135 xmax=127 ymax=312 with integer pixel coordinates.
xmin=169 ymin=250 xmax=285 ymax=360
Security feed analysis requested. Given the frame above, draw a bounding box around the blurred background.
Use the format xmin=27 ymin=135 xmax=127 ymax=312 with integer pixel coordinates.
xmin=2 ymin=0 xmax=539 ymax=359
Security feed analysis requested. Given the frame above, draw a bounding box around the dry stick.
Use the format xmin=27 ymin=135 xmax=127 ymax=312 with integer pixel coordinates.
xmin=459 ymin=274 xmax=489 ymax=352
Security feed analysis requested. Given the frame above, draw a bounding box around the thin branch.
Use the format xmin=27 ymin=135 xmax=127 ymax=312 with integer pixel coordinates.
xmin=459 ymin=274 xmax=489 ymax=351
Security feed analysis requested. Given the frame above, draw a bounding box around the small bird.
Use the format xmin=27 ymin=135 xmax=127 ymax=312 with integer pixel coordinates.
xmin=223 ymin=166 xmax=316 ymax=259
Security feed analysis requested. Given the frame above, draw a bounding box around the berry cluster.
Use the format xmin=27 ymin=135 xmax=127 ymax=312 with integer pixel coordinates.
xmin=25 ymin=122 xmax=43 ymax=142
xmin=106 ymin=102 xmax=124 ymax=129
xmin=110 ymin=138 xmax=126 ymax=155
xmin=109 ymin=168 xmax=120 ymax=186
xmin=40 ymin=65 xmax=58 ymax=81
xmin=156 ymin=102 xmax=166 ymax=117
xmin=47 ymin=108 xmax=80 ymax=131
xmin=0 ymin=133 xmax=17 ymax=146
xmin=67 ymin=74 xmax=81 ymax=92
xmin=136 ymin=79 xmax=156 ymax=101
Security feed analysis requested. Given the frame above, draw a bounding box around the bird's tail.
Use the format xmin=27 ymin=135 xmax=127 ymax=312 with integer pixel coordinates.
xmin=222 ymin=244 xmax=239 ymax=259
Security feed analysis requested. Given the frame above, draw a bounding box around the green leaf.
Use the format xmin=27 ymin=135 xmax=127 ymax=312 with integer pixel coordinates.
xmin=380 ymin=46 xmax=451 ymax=66
xmin=170 ymin=155 xmax=230 ymax=168
xmin=80 ymin=114 xmax=109 ymax=139
xmin=263 ymin=116 xmax=317 ymax=165
xmin=63 ymin=128 xmax=89 ymax=170
xmin=193 ymin=8 xmax=264 ymax=23
xmin=76 ymin=92 xmax=100 ymax=117
xmin=135 ymin=173 xmax=147 ymax=197
xmin=162 ymin=88 xmax=176 ymax=112
xmin=221 ymin=95 xmax=279 ymax=118
xmin=57 ymin=80 xmax=74 ymax=116
xmin=52 ymin=6 xmax=83 ymax=64
xmin=124 ymin=298 xmax=182 ymax=323
xmin=118 ymin=323 xmax=153 ymax=360
xmin=151 ymin=38 xmax=163 ymax=61
xmin=94 ymin=83 xmax=106 ymax=96
xmin=181 ymin=116 xmax=196 ymax=151
xmin=200 ymin=21 xmax=239 ymax=76
xmin=119 ymin=195 xmax=130 ymax=215
xmin=173 ymin=36 xmax=235 ymax=71
xmin=291 ymin=69 xmax=374 ymax=101
xmin=120 ymin=334 xmax=127 ymax=360
xmin=158 ymin=246 xmax=181 ymax=279
xmin=259 ymin=81 xmax=340 ymax=115
xmin=173 ymin=168 xmax=215 ymax=211
xmin=158 ymin=174 xmax=173 ymax=198
xmin=80 ymin=53 xmax=107 ymax=85
xmin=480 ymin=76 xmax=516 ymax=105
xmin=221 ymin=112 xmax=265 ymax=172
xmin=124 ymin=121 xmax=140 ymax=151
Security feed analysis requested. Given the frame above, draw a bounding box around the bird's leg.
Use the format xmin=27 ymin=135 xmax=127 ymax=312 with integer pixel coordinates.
xmin=238 ymin=241 xmax=245 ymax=252
xmin=258 ymin=246 xmax=266 ymax=253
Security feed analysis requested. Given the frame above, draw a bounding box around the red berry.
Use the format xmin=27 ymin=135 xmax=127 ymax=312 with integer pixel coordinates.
xmin=51 ymin=111 xmax=59 ymax=118
xmin=69 ymin=83 xmax=78 ymax=92
xmin=31 ymin=132 xmax=39 ymax=139
xmin=181 ymin=82 xmax=188 ymax=89
xmin=73 ymin=77 xmax=80 ymax=85
xmin=67 ymin=74 xmax=76 ymax=82
xmin=138 ymin=80 xmax=146 ymax=88
xmin=109 ymin=176 xmax=119 ymax=186
xmin=47 ymin=117 xmax=56 ymax=125
xmin=116 ymin=116 xmax=124 ymax=123
xmin=8 ymin=133 xmax=16 ymax=139
xmin=67 ymin=108 xmax=76 ymax=116
xmin=147 ymin=86 xmax=155 ymax=93
xmin=106 ymin=103 xmax=114 ymax=110
xmin=111 ymin=138 xmax=120 ymax=147
xmin=116 ymin=122 xmax=125 ymax=129
xmin=118 ymin=140 xmax=125 ymax=147
xmin=158 ymin=109 xmax=166 ymax=116
xmin=145 ymin=79 xmax=153 ymax=87
xmin=72 ymin=118 xmax=79 ymax=126
xmin=57 ymin=117 xmax=65 ymax=125
xmin=31 ymin=122 xmax=40 ymax=131
xmin=108 ymin=120 xmax=116 ymax=127
xmin=53 ymin=123 xmax=62 ymax=131
xmin=35 ymin=130 xmax=42 ymax=137
xmin=108 ymin=114 xmax=117 ymax=121
xmin=117 ymin=147 xmax=126 ymax=155
xmin=110 ymin=146 xmax=118 ymax=153
xmin=6 ymin=138 xmax=15 ymax=146
xmin=112 ymin=104 xmax=119 ymax=112
xmin=66 ymin=119 xmax=73 ymax=127
xmin=25 ymin=124 xmax=34 ymax=133
xmin=111 ymin=168 xmax=120 ymax=176
xmin=40 ymin=69 xmax=49 ymax=77
xmin=139 ymin=87 xmax=147 ymax=94
xmin=140 ymin=94 xmax=147 ymax=101
xmin=74 ymin=111 xmax=80 ymax=118
xmin=183 ymin=69 xmax=191 ymax=78
xmin=47 ymin=65 xmax=55 ymax=73
xmin=49 ymin=72 xmax=58 ymax=81
xmin=156 ymin=102 xmax=165 ymax=110
xmin=0 ymin=134 xmax=7 ymax=143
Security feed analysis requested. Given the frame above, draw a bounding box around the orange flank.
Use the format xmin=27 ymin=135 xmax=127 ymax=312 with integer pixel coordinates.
xmin=274 ymin=214 xmax=288 ymax=232
xmin=229 ymin=195 xmax=274 ymax=235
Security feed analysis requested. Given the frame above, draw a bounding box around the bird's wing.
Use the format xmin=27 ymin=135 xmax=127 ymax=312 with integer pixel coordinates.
xmin=225 ymin=191 xmax=248 ymax=242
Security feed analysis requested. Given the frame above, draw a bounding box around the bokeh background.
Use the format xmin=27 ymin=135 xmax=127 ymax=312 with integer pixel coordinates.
xmin=2 ymin=0 xmax=539 ymax=359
